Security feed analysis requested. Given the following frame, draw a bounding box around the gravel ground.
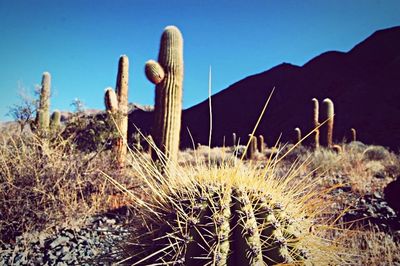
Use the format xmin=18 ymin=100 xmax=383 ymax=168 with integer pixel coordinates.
xmin=0 ymin=208 xmax=132 ymax=265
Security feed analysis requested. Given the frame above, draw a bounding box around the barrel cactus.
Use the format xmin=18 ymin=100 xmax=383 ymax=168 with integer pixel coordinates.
xmin=145 ymin=25 xmax=183 ymax=170
xmin=119 ymin=155 xmax=342 ymax=265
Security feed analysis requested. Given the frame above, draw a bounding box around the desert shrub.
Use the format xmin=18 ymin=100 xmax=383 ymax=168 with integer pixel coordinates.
xmin=346 ymin=141 xmax=368 ymax=153
xmin=363 ymin=145 xmax=390 ymax=161
xmin=0 ymin=132 xmax=130 ymax=243
xmin=61 ymin=113 xmax=117 ymax=152
xmin=309 ymin=147 xmax=342 ymax=173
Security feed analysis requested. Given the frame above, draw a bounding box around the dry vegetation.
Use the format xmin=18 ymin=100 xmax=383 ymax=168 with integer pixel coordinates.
xmin=0 ymin=130 xmax=142 ymax=245
xmin=1 ymin=127 xmax=399 ymax=264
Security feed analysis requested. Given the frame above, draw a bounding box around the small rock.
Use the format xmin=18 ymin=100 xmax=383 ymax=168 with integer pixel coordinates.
xmin=50 ymin=236 xmax=70 ymax=249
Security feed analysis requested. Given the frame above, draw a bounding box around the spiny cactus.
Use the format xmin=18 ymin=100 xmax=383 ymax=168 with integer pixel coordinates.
xmin=312 ymin=98 xmax=320 ymax=149
xmin=246 ymin=135 xmax=257 ymax=160
xmin=323 ymin=98 xmax=334 ymax=148
xmin=50 ymin=110 xmax=61 ymax=131
xmin=35 ymin=72 xmax=51 ymax=130
xmin=103 ymin=55 xmax=129 ymax=167
xmin=120 ymin=157 xmax=342 ymax=265
xmin=258 ymin=134 xmax=265 ymax=154
xmin=145 ymin=26 xmax=183 ymax=169
xmin=294 ymin=127 xmax=302 ymax=143
xmin=351 ymin=128 xmax=357 ymax=142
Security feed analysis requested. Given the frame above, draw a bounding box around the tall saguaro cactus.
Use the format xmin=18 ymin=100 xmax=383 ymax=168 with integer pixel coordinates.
xmin=115 ymin=55 xmax=129 ymax=167
xmin=323 ymin=98 xmax=334 ymax=148
xmin=311 ymin=98 xmax=320 ymax=149
xmin=145 ymin=26 xmax=183 ymax=168
xmin=36 ymin=72 xmax=51 ymax=130
xmin=104 ymin=55 xmax=129 ymax=168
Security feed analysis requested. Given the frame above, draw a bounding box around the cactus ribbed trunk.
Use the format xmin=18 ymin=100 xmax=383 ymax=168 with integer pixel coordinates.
xmin=146 ymin=26 xmax=183 ymax=169
xmin=36 ymin=72 xmax=51 ymax=130
xmin=323 ymin=98 xmax=334 ymax=148
xmin=115 ymin=55 xmax=129 ymax=167
xmin=312 ymin=98 xmax=320 ymax=149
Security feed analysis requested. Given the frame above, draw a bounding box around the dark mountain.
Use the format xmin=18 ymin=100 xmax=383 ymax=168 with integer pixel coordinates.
xmin=129 ymin=26 xmax=400 ymax=150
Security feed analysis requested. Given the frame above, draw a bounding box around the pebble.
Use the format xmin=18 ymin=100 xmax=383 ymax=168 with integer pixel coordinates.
xmin=0 ymin=212 xmax=131 ymax=265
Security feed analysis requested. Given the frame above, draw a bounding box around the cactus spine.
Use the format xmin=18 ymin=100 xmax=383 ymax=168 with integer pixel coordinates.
xmin=312 ymin=98 xmax=320 ymax=149
xmin=294 ymin=127 xmax=302 ymax=143
xmin=258 ymin=134 xmax=264 ymax=153
xmin=351 ymin=128 xmax=357 ymax=142
xmin=145 ymin=26 xmax=183 ymax=168
xmin=323 ymin=98 xmax=334 ymax=148
xmin=124 ymin=164 xmax=334 ymax=265
xmin=50 ymin=110 xmax=61 ymax=131
xmin=103 ymin=55 xmax=129 ymax=167
xmin=36 ymin=72 xmax=51 ymax=130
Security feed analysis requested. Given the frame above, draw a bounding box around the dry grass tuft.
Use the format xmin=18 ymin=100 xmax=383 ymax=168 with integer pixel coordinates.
xmin=0 ymin=132 xmax=140 ymax=244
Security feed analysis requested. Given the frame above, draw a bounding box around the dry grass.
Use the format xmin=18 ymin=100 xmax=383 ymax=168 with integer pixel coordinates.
xmin=343 ymin=227 xmax=400 ymax=265
xmin=0 ymin=131 xmax=140 ymax=244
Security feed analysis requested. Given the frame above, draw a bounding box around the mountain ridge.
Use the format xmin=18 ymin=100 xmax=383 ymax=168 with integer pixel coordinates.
xmin=129 ymin=26 xmax=400 ymax=150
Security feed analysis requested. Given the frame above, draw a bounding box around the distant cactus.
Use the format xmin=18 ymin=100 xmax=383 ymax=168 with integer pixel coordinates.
xmin=103 ymin=55 xmax=129 ymax=168
xmin=294 ymin=127 xmax=302 ymax=143
xmin=145 ymin=26 xmax=183 ymax=169
xmin=312 ymin=98 xmax=320 ymax=149
xmin=258 ymin=134 xmax=265 ymax=153
xmin=246 ymin=135 xmax=257 ymax=159
xmin=35 ymin=72 xmax=51 ymax=130
xmin=323 ymin=98 xmax=334 ymax=148
xmin=351 ymin=128 xmax=357 ymax=142
xmin=232 ymin=132 xmax=237 ymax=147
xmin=50 ymin=110 xmax=61 ymax=131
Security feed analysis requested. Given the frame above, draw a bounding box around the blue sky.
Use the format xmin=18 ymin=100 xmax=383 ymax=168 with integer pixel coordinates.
xmin=1 ymin=0 xmax=400 ymax=121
